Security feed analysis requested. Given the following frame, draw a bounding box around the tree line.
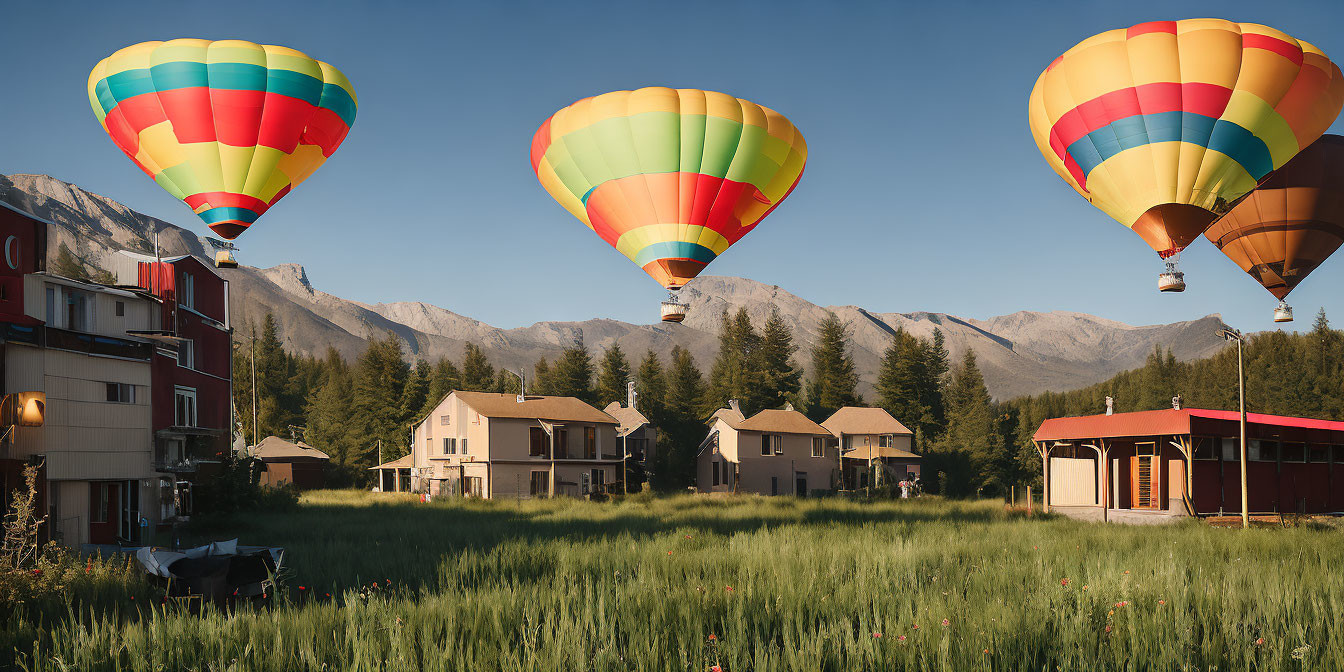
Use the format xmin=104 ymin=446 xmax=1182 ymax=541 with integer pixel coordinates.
xmin=230 ymin=308 xmax=1344 ymax=495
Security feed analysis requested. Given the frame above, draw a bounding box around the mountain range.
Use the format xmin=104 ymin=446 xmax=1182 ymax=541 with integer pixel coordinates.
xmin=0 ymin=173 xmax=1232 ymax=400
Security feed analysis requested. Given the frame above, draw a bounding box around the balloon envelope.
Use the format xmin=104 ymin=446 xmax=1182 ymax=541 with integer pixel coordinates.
xmin=1028 ymin=20 xmax=1344 ymax=257
xmin=88 ymin=39 xmax=357 ymax=240
xmin=531 ymin=87 xmax=807 ymax=289
xmin=1205 ymin=134 xmax=1344 ymax=300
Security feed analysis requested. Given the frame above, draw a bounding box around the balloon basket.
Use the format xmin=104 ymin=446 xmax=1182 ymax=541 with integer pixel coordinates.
xmin=1274 ymin=301 xmax=1294 ymax=323
xmin=660 ymin=289 xmax=688 ymax=323
xmin=214 ymin=249 xmax=238 ymax=269
xmin=1157 ymin=272 xmax=1185 ymax=293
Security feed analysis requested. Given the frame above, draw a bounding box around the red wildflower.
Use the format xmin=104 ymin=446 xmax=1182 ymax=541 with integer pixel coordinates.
xmin=711 ymin=666 xmax=722 ymax=672
xmin=1104 ymin=624 xmax=1112 ymax=633
xmin=233 ymin=589 xmax=239 ymax=596
xmin=708 ymin=634 xmax=717 ymax=642
xmin=1158 ymin=600 xmax=1166 ymax=606
xmin=31 ymin=569 xmax=41 ymax=576
xmin=685 ymin=535 xmax=692 ymax=539
xmin=941 ymin=619 xmax=950 ymax=627
xmin=1060 ymin=578 xmax=1069 ymax=587
xmin=898 ymin=635 xmax=907 ymax=642
xmin=725 ymin=586 xmax=733 ymax=592
xmin=386 ymin=579 xmax=392 ymax=585
xmin=263 ymin=593 xmax=268 ymax=599
xmin=912 ymin=624 xmax=919 ymax=630
xmin=325 ymin=593 xmax=331 ymax=597
xmin=1123 ymin=570 xmax=1130 ymax=575
xmin=1115 ymin=601 xmax=1129 ymax=608
xmin=983 ymin=649 xmax=990 ymax=654
xmin=668 ymin=551 xmax=673 ymax=555
xmin=1082 ymin=585 xmax=1089 ymax=591
xmin=1255 ymin=638 xmax=1265 ymax=647
xmin=872 ymin=632 xmax=882 ymax=638
xmin=299 ymin=586 xmax=306 ymax=591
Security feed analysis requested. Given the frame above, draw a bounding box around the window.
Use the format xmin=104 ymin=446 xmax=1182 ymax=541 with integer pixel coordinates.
xmin=443 ymin=438 xmax=455 ymax=455
xmin=530 ymin=427 xmax=547 ymax=457
xmin=811 ymin=437 xmax=825 ymax=458
xmin=466 ymin=477 xmax=483 ymax=497
xmin=178 ymin=272 xmax=194 ymax=309
xmin=1333 ymin=445 xmax=1344 ymax=463
xmin=1280 ymin=442 xmax=1306 ymax=463
xmin=178 ymin=339 xmax=195 ymax=369
xmin=1192 ymin=437 xmax=1217 ymax=460
xmin=461 ymin=438 xmax=468 ymax=454
xmin=174 ymin=387 xmax=197 ymax=427
xmin=105 ymin=382 xmax=135 ymax=404
xmin=1252 ymin=440 xmax=1278 ymax=462
xmin=1308 ymin=444 xmax=1328 ymax=463
xmin=45 ymin=286 xmax=54 ymax=323
xmin=584 ymin=427 xmax=596 ymax=459
xmin=772 ymin=435 xmax=783 ymax=455
xmin=440 ymin=415 xmax=450 ymax=426
xmin=1221 ymin=438 xmax=1240 ymax=462
xmin=591 ymin=468 xmax=605 ymax=487
xmin=770 ymin=476 xmax=779 ymax=496
xmin=115 ymin=300 xmax=125 ymax=317
xmin=761 ymin=434 xmax=771 ymax=456
xmin=64 ymin=288 xmax=92 ymax=331
xmin=712 ymin=461 xmax=720 ymax=486
xmin=555 ymin=429 xmax=569 ymax=459
xmin=880 ymin=435 xmax=893 ymax=448
xmin=530 ymin=470 xmax=549 ymax=496
xmin=91 ymin=483 xmax=108 ymax=523
xmin=842 ymin=435 xmax=854 ymax=452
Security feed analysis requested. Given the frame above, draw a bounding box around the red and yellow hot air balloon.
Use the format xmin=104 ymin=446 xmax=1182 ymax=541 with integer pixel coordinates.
xmin=88 ymin=39 xmax=357 ymax=268
xmin=1205 ymin=135 xmax=1344 ymax=323
xmin=530 ymin=87 xmax=807 ymax=322
xmin=1029 ymin=20 xmax=1344 ymax=292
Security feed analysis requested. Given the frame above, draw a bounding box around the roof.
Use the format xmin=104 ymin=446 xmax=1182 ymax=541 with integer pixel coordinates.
xmin=0 ymin=199 xmax=58 ymax=227
xmin=369 ymin=454 xmax=413 ymax=470
xmin=252 ymin=436 xmax=330 ymax=460
xmin=844 ymin=444 xmax=922 ymax=461
xmin=455 ymin=391 xmax=617 ymax=424
xmin=603 ymin=402 xmax=650 ymax=436
xmin=735 ymin=408 xmax=831 ymax=436
xmin=1033 ymin=408 xmax=1344 ymax=442
xmin=822 ymin=407 xmax=912 ymax=437
xmin=709 ymin=407 xmax=746 ymax=429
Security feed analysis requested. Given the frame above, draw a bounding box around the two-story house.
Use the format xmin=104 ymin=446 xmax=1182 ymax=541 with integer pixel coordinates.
xmin=409 ymin=391 xmax=620 ymax=498
xmin=0 ymin=201 xmax=231 ymax=548
xmin=603 ymin=400 xmax=657 ymax=490
xmin=821 ymin=406 xmax=920 ymax=490
xmin=697 ymin=401 xmax=837 ymax=496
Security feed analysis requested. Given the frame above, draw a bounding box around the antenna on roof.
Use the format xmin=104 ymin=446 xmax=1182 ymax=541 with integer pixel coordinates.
xmin=627 ymin=380 xmax=637 ymax=411
xmin=507 ymin=369 xmax=526 ymax=403
xmin=1105 ymin=396 xmax=1114 ymax=416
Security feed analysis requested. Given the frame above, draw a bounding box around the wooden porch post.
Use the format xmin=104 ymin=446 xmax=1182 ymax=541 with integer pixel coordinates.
xmin=1036 ymin=441 xmax=1050 ymax=513
xmin=1100 ymin=439 xmax=1110 ymax=523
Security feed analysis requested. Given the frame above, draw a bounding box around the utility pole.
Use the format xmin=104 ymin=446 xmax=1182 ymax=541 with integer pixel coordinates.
xmin=251 ymin=328 xmax=258 ymax=449
xmin=1219 ymin=328 xmax=1250 ymax=529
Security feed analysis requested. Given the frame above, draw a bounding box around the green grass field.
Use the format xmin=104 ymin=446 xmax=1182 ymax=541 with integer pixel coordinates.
xmin=6 ymin=492 xmax=1343 ymax=671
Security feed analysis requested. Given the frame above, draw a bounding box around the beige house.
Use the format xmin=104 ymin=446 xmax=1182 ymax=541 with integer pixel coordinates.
xmin=697 ymin=401 xmax=837 ymax=496
xmin=409 ymin=391 xmax=620 ymax=498
xmin=821 ymin=407 xmax=921 ymax=490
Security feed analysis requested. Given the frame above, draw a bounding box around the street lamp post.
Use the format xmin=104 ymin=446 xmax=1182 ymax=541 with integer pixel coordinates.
xmin=1218 ymin=328 xmax=1249 ymax=529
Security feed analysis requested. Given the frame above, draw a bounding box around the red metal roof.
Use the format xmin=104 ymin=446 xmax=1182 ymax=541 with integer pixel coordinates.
xmin=1033 ymin=408 xmax=1344 ymax=442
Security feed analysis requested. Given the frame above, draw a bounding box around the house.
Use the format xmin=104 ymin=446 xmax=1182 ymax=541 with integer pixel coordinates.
xmin=697 ymin=401 xmax=837 ymax=496
xmin=370 ymin=454 xmax=413 ymax=493
xmin=253 ymin=436 xmax=330 ymax=489
xmin=408 ymin=391 xmax=621 ymax=498
xmin=821 ymin=407 xmax=920 ymax=490
xmin=0 ymin=202 xmax=231 ymax=547
xmin=1033 ymin=408 xmax=1344 ymax=523
xmin=603 ymin=400 xmax=657 ymax=485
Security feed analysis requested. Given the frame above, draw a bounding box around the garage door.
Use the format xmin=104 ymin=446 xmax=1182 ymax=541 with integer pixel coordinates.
xmin=1050 ymin=457 xmax=1097 ymax=506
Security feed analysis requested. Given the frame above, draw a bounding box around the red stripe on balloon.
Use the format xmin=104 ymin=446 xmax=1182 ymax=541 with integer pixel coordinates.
xmin=183 ymin=192 xmax=271 ymax=214
xmin=107 ymin=92 xmax=169 ymax=141
xmin=1243 ymin=34 xmax=1304 ymax=66
xmin=256 ymin=93 xmax=319 ymax=153
xmin=531 ymin=118 xmax=553 ymax=172
xmin=267 ymin=185 xmax=292 ymax=207
xmin=1049 ymin=82 xmax=1233 ymax=151
xmin=301 ymin=107 xmax=351 ymax=157
xmin=1127 ymin=21 xmax=1177 ymax=38
xmin=208 ymin=89 xmax=266 ymax=147
xmin=156 ymin=87 xmax=217 ymax=143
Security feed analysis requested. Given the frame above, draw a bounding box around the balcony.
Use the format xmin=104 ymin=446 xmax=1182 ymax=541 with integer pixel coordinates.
xmin=153 ymin=431 xmax=226 ymax=473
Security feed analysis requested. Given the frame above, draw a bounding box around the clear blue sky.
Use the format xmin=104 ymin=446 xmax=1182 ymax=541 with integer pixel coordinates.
xmin=4 ymin=1 xmax=1343 ymax=331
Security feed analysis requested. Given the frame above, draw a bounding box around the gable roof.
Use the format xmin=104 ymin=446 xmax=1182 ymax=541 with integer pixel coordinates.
xmin=369 ymin=454 xmax=413 ymax=470
xmin=735 ymin=408 xmax=831 ymax=435
xmin=603 ymin=402 xmax=650 ymax=436
xmin=455 ymin=391 xmax=617 ymax=424
xmin=1033 ymin=408 xmax=1344 ymax=442
xmin=252 ymin=436 xmax=330 ymax=460
xmin=709 ymin=407 xmax=746 ymax=429
xmin=822 ymin=407 xmax=912 ymax=437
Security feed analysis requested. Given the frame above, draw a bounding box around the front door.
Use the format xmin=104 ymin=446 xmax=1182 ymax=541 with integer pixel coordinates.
xmin=88 ymin=482 xmax=120 ymax=545
xmin=795 ymin=473 xmax=807 ymax=497
xmin=1130 ymin=452 xmax=1161 ymax=509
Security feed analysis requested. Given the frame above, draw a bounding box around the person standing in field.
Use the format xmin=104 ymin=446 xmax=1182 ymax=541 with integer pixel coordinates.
xmin=899 ymin=480 xmax=910 ymax=499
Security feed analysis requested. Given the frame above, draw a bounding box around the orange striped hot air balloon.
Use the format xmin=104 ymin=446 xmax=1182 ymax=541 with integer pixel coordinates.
xmin=1029 ymin=20 xmax=1344 ymax=292
xmin=530 ymin=87 xmax=807 ymax=322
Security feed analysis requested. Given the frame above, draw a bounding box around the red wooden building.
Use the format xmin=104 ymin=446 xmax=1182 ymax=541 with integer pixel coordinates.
xmin=1033 ymin=408 xmax=1344 ymax=522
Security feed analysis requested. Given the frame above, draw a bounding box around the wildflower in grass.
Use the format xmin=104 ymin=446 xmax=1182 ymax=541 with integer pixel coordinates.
xmin=708 ymin=634 xmax=716 ymax=642
xmin=912 ymin=624 xmax=919 ymax=630
xmin=710 ymin=666 xmax=721 ymax=672
xmin=1255 ymin=638 xmax=1265 ymax=647
xmin=385 ymin=579 xmax=391 ymax=585
xmin=983 ymin=649 xmax=990 ymax=654
xmin=685 ymin=535 xmax=692 ymax=539
xmin=1158 ymin=600 xmax=1166 ymax=606
xmin=1104 ymin=624 xmax=1112 ymax=633
xmin=1115 ymin=601 xmax=1128 ymax=608
xmin=872 ymin=632 xmax=882 ymax=638
xmin=668 ymin=551 xmax=673 ymax=556
xmin=941 ymin=619 xmax=950 ymax=627
xmin=1291 ymin=644 xmax=1311 ymax=660
xmin=1060 ymin=578 xmax=1069 ymax=587
xmin=1082 ymin=585 xmax=1089 ymax=591
xmin=725 ymin=586 xmax=733 ymax=592
xmin=31 ymin=569 xmax=41 ymax=576
xmin=299 ymin=586 xmax=306 ymax=591
xmin=897 ymin=635 xmax=907 ymax=643
xmin=1123 ymin=570 xmax=1129 ymax=575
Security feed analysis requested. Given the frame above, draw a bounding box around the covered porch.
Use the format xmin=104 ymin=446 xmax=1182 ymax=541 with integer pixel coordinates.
xmin=368 ymin=455 xmax=413 ymax=493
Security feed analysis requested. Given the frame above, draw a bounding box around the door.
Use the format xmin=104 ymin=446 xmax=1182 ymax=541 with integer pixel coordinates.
xmin=88 ymin=482 xmax=121 ymax=545
xmin=795 ymin=473 xmax=807 ymax=497
xmin=1130 ymin=452 xmax=1161 ymax=509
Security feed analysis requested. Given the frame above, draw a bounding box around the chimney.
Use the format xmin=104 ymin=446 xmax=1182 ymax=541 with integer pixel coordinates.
xmin=1171 ymin=395 xmax=1182 ymax=411
xmin=1105 ymin=396 xmax=1114 ymax=416
xmin=627 ymin=380 xmax=638 ymax=411
xmin=728 ymin=399 xmax=740 ymax=414
xmin=784 ymin=402 xmax=794 ymax=412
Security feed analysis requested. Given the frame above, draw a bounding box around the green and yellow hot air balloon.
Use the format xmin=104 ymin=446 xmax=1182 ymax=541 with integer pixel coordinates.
xmin=531 ymin=87 xmax=807 ymax=322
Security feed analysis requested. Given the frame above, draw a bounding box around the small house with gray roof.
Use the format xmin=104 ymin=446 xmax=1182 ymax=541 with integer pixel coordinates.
xmin=697 ymin=400 xmax=838 ymax=496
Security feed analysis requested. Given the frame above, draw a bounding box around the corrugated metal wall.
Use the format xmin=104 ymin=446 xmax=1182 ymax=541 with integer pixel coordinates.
xmin=1050 ymin=457 xmax=1098 ymax=506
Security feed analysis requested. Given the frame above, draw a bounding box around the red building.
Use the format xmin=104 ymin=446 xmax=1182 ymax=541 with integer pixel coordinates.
xmin=1033 ymin=408 xmax=1344 ymax=522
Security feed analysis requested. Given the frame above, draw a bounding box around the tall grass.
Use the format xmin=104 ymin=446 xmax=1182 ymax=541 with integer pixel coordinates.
xmin=7 ymin=492 xmax=1342 ymax=671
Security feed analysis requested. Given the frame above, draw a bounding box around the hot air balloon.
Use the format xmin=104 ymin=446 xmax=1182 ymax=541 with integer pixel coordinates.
xmin=1205 ymin=134 xmax=1344 ymax=323
xmin=88 ymin=40 xmax=357 ymax=268
xmin=530 ymin=87 xmax=807 ymax=322
xmin=1028 ymin=20 xmax=1344 ymax=292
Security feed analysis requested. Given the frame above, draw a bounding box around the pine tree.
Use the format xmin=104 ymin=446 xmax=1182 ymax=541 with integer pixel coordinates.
xmin=595 ymin=343 xmax=632 ymax=407
xmin=660 ymin=345 xmax=708 ymax=489
xmin=805 ymin=312 xmax=859 ymax=421
xmin=305 ymin=348 xmax=358 ymax=484
xmin=532 ymin=358 xmax=555 ymax=396
xmin=752 ymin=308 xmax=801 ymax=412
xmin=459 ymin=343 xmax=495 ymax=392
xmin=937 ymin=349 xmax=1002 ymax=495
xmin=399 ymin=360 xmax=430 ymax=424
xmin=876 ymin=328 xmax=928 ymax=438
xmin=551 ymin=336 xmax=595 ymax=403
xmin=350 ymin=332 xmax=411 ymax=463
xmin=707 ymin=309 xmax=762 ymax=414
xmin=422 ymin=357 xmax=460 ymax=416
xmin=635 ymin=350 xmax=668 ymax=424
